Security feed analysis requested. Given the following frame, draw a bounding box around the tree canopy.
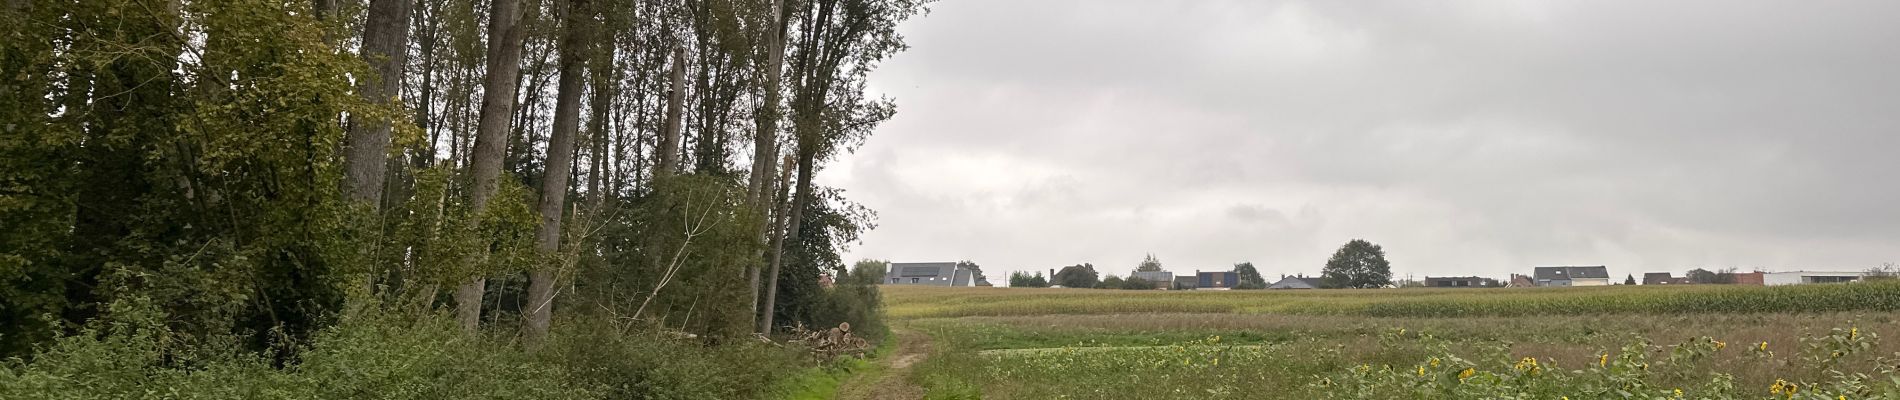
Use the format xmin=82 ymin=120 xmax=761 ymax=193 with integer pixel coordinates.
xmin=1053 ymin=264 xmax=1100 ymax=288
xmin=1233 ymin=262 xmax=1266 ymax=289
xmin=1009 ymin=271 xmax=1049 ymax=288
xmin=1321 ymin=239 xmax=1393 ymax=289
xmin=1136 ymin=254 xmax=1164 ymax=272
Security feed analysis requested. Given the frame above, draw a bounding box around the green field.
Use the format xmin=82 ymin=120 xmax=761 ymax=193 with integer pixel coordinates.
xmin=885 ymin=283 xmax=1900 ymax=399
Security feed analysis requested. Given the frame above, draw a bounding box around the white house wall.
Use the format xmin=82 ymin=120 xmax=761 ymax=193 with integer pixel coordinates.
xmin=1762 ymin=272 xmax=1864 ymax=286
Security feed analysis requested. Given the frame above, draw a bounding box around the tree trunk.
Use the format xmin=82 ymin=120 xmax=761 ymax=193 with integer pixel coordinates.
xmin=459 ymin=0 xmax=527 ymax=331
xmin=412 ymin=0 xmax=439 ymax=169
xmin=344 ymin=0 xmax=414 ymax=207
xmin=758 ymin=155 xmax=796 ymax=334
xmin=746 ymin=0 xmax=785 ymax=329
xmin=340 ymin=0 xmax=414 ymax=297
xmin=525 ymin=0 xmax=588 ymax=341
xmin=654 ymin=47 xmax=686 ymax=179
xmin=587 ymin=27 xmax=613 ymax=207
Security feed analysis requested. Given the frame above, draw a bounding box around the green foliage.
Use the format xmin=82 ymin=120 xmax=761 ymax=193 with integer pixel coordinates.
xmin=1137 ymin=254 xmax=1164 ymax=272
xmin=1122 ymin=277 xmax=1156 ymax=290
xmin=581 ymin=174 xmax=761 ymax=337
xmin=542 ymin=315 xmax=803 ymax=400
xmin=1233 ymin=262 xmax=1266 ymax=290
xmin=0 ymin=301 xmax=824 ymax=400
xmin=811 ymin=282 xmax=888 ymax=343
xmin=852 ymin=259 xmax=891 ymax=284
xmin=1053 ymin=264 xmax=1099 ymax=288
xmin=1100 ymin=275 xmax=1124 ymax=289
xmin=1008 ymin=271 xmax=1049 ymax=288
xmin=1322 ymin=239 xmax=1393 ymax=289
xmin=0 ymin=300 xmax=592 ymax=399
xmin=1 ymin=0 xmax=911 ymax=395
xmin=775 ymin=186 xmax=875 ymax=333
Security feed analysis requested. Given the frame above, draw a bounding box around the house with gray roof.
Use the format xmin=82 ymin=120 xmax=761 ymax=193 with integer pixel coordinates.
xmin=1532 ymin=266 xmax=1611 ymax=287
xmin=1268 ymin=276 xmax=1324 ymax=289
xmin=885 ymin=262 xmax=981 ymax=286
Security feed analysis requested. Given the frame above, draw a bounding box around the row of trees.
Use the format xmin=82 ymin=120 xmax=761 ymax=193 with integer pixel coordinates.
xmin=994 ymin=242 xmax=1391 ymax=290
xmin=0 ymin=0 xmax=927 ymax=358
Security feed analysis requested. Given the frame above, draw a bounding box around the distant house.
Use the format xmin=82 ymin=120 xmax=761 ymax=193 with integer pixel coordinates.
xmin=1642 ymin=272 xmax=1692 ymax=285
xmin=1172 ymin=276 xmax=1198 ymax=290
xmin=1509 ymin=274 xmax=1536 ymax=287
xmin=1197 ymin=270 xmax=1239 ymax=290
xmin=1131 ymin=271 xmax=1174 ymax=289
xmin=1423 ymin=276 xmax=1498 ymax=288
xmin=1532 ymin=266 xmax=1611 ymax=287
xmin=1732 ymin=271 xmax=1764 ymax=285
xmin=1762 ymin=271 xmax=1864 ymax=286
xmin=1268 ymin=276 xmax=1324 ymax=289
xmin=885 ymin=262 xmax=979 ymax=287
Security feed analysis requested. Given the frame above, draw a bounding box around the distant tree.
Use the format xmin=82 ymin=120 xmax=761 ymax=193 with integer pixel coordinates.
xmin=1686 ymin=268 xmax=1718 ymax=284
xmin=957 ymin=260 xmax=987 ymax=284
xmin=1625 ymin=274 xmax=1637 ymax=285
xmin=851 ymin=259 xmax=890 ymax=284
xmin=1321 ymin=239 xmax=1393 ymax=289
xmin=1123 ymin=277 xmax=1155 ymax=290
xmin=1137 ymin=254 xmax=1164 ymax=272
xmin=1008 ymin=271 xmax=1050 ymax=288
xmin=1865 ymin=263 xmax=1899 ymax=281
xmin=1007 ymin=271 xmax=1033 ymax=287
xmin=1053 ymin=263 xmax=1100 ymax=288
xmin=1233 ymin=262 xmax=1266 ymax=289
xmin=1100 ymin=275 xmax=1124 ymax=289
xmin=1713 ymin=267 xmax=1739 ymax=284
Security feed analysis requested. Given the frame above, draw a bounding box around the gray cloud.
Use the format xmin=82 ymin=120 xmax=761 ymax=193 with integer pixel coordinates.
xmin=822 ymin=0 xmax=1900 ymax=281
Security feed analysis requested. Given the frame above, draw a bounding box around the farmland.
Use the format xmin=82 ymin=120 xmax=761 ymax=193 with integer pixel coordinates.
xmin=880 ymin=283 xmax=1900 ymax=399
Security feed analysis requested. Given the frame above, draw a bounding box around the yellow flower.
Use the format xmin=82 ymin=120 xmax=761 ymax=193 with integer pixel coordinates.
xmin=1715 ymin=340 xmax=1727 ymax=351
xmin=1851 ymin=327 xmax=1859 ymax=340
xmin=1598 ymin=353 xmax=1609 ymax=367
xmin=1759 ymin=341 xmax=1770 ymax=351
xmin=1458 ymin=368 xmax=1475 ymax=381
xmin=1674 ymin=388 xmax=1683 ymax=398
xmin=1429 ymin=357 xmax=1441 ymax=368
xmin=1417 ymin=365 xmax=1426 ymax=376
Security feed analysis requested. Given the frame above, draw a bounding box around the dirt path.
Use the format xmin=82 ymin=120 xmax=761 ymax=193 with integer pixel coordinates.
xmin=835 ymin=327 xmax=932 ymax=400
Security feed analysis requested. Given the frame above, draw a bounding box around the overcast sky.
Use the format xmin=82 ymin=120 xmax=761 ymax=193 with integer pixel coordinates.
xmin=819 ymin=0 xmax=1900 ymax=283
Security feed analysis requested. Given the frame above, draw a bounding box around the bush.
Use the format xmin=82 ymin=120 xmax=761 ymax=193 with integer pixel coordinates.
xmin=0 ymin=303 xmax=592 ymax=399
xmin=544 ymin=317 xmax=803 ymax=400
xmin=0 ymin=302 xmax=816 ymax=400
